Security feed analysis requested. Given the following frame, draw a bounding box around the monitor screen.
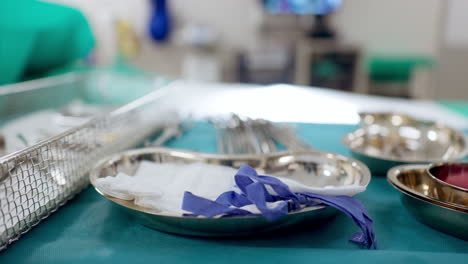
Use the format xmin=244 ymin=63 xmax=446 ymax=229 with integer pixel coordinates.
xmin=263 ymin=0 xmax=342 ymax=15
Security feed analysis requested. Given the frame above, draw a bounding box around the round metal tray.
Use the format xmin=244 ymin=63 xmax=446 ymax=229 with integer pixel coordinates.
xmin=89 ymin=147 xmax=371 ymax=237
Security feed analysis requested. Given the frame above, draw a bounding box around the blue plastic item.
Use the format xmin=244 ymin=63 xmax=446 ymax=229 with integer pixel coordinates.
xmin=149 ymin=0 xmax=171 ymax=42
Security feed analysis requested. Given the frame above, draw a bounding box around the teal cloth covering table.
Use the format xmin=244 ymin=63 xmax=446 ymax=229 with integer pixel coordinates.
xmin=0 ymin=122 xmax=466 ymax=263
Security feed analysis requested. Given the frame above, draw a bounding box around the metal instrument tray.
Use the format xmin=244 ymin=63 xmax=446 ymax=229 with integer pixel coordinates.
xmin=0 ymin=72 xmax=171 ymax=250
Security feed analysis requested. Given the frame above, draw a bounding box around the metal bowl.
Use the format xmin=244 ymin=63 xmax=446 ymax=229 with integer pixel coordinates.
xmin=343 ymin=112 xmax=468 ymax=174
xmin=428 ymin=162 xmax=468 ymax=192
xmin=387 ymin=164 xmax=468 ymax=240
xmin=89 ymin=147 xmax=371 ymax=237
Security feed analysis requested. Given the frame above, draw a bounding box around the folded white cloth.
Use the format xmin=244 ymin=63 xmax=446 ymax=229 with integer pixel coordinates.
xmin=95 ymin=161 xmax=365 ymax=216
xmin=96 ymin=162 xmax=237 ymax=215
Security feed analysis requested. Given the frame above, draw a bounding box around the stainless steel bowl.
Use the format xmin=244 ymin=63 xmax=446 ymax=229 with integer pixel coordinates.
xmin=89 ymin=147 xmax=371 ymax=237
xmin=428 ymin=162 xmax=468 ymax=192
xmin=343 ymin=112 xmax=468 ymax=174
xmin=387 ymin=164 xmax=468 ymax=240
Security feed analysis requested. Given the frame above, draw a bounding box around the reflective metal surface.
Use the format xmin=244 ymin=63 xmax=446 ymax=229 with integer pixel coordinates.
xmin=214 ymin=115 xmax=311 ymax=155
xmin=0 ymin=78 xmax=172 ymax=251
xmin=215 ymin=115 xmax=278 ymax=154
xmin=428 ymin=162 xmax=468 ymax=191
xmin=343 ymin=112 xmax=468 ymax=174
xmin=387 ymin=164 xmax=468 ymax=240
xmin=89 ymin=147 xmax=370 ymax=237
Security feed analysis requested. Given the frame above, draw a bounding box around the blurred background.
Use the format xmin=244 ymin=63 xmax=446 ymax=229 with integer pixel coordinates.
xmin=2 ymin=0 xmax=468 ymax=100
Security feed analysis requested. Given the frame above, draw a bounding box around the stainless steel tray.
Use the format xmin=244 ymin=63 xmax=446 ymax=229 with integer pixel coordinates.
xmin=89 ymin=147 xmax=371 ymax=237
xmin=0 ymin=72 xmax=172 ymax=250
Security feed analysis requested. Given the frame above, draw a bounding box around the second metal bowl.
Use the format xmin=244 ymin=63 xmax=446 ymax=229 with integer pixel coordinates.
xmin=343 ymin=112 xmax=468 ymax=174
xmin=428 ymin=162 xmax=468 ymax=191
xmin=89 ymin=147 xmax=371 ymax=237
xmin=387 ymin=164 xmax=468 ymax=240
